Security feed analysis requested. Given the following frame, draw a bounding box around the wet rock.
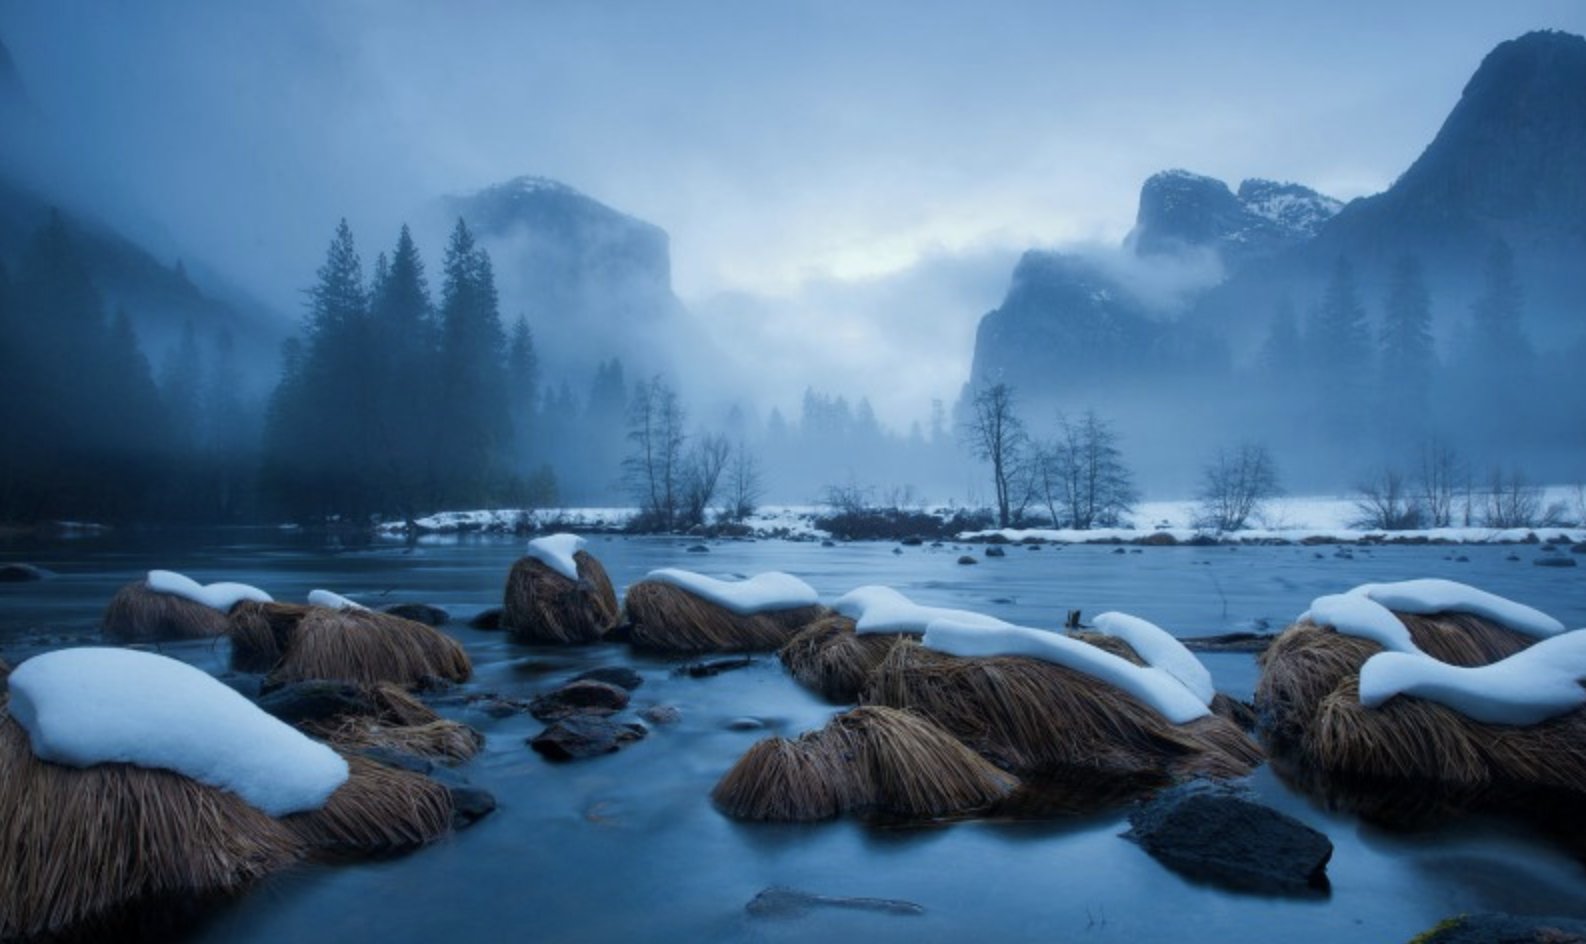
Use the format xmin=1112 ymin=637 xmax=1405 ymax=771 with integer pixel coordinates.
xmin=686 ymin=544 xmax=710 ymax=553
xmin=1455 ymin=555 xmax=1470 ymax=563
xmin=1534 ymin=556 xmax=1578 ymax=568
xmin=984 ymin=546 xmax=1006 ymax=558
xmin=358 ymin=747 xmax=497 ymax=828
xmin=465 ymin=693 xmax=535 ymax=718
xmin=892 ymin=547 xmax=903 ymax=555
xmin=218 ymin=672 xmax=265 ymax=699
xmin=447 ymin=784 xmax=498 ymax=828
xmin=746 ymin=886 xmax=925 ymax=919
xmin=674 ymin=656 xmax=753 ymax=678
xmin=256 ymin=680 xmax=372 ymax=724
xmin=571 ymin=666 xmax=644 ymax=691
xmin=529 ymin=716 xmax=647 ymax=760
xmin=1112 ymin=547 xmax=1127 ymax=555
xmin=529 ymin=679 xmax=631 ymax=721
xmin=640 ymin=704 xmax=681 ymax=725
xmin=1506 ymin=553 xmax=1522 ymax=561
xmin=0 ymin=563 xmax=48 ymax=582
xmin=956 ymin=555 xmax=978 ymax=565
xmin=1124 ymin=781 xmax=1332 ymax=896
xmin=821 ymin=539 xmax=836 ymax=548
xmin=899 ymin=535 xmax=925 ymax=546
xmin=1410 ymin=913 xmax=1586 ymax=943
xmin=469 ymin=607 xmax=504 ymax=630
xmin=726 ymin=717 xmax=764 ymax=731
xmin=382 ymin=602 xmax=450 ymax=626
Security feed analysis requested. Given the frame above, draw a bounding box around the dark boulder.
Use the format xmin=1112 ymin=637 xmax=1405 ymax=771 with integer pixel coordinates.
xmin=571 ymin=666 xmax=644 ymax=690
xmin=529 ymin=679 xmax=631 ymax=721
xmin=984 ymin=546 xmax=1006 ymax=558
xmin=1124 ymin=781 xmax=1332 ymax=896
xmin=469 ymin=607 xmax=504 ymax=630
xmin=1410 ymin=913 xmax=1586 ymax=943
xmin=957 ymin=555 xmax=978 ymax=566
xmin=674 ymin=656 xmax=753 ymax=678
xmin=256 ymin=680 xmax=372 ymax=724
xmin=0 ymin=563 xmax=48 ymax=582
xmin=358 ymin=747 xmax=497 ymax=828
xmin=529 ymin=716 xmax=647 ymax=760
xmin=382 ymin=603 xmax=451 ymax=626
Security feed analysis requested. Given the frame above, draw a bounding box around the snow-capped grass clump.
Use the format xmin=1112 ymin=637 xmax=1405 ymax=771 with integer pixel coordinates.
xmin=922 ymin=619 xmax=1210 ymax=724
xmin=147 ymin=569 xmax=272 ymax=612
xmin=1361 ymin=629 xmax=1586 ymax=725
xmin=307 ymin=589 xmax=368 ymax=612
xmin=834 ymin=585 xmax=1011 ymax=636
xmin=1303 ymin=579 xmax=1565 ymax=652
xmin=643 ymin=569 xmax=818 ymax=616
xmin=1092 ymin=612 xmax=1215 ymax=705
xmin=525 ymin=533 xmax=587 ymax=581
xmin=7 ymin=648 xmax=348 ymax=816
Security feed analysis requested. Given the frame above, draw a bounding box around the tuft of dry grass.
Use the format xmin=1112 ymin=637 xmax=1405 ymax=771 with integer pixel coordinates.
xmin=1256 ymin=610 xmax=1586 ymax=831
xmin=502 ymin=551 xmax=620 ymax=645
xmin=778 ymin=615 xmax=906 ymax=703
xmin=304 ymin=683 xmax=484 ymax=764
xmin=282 ymin=754 xmax=453 ymax=856
xmin=624 ymin=581 xmax=825 ymax=653
xmin=102 ymin=580 xmax=231 ymax=643
xmin=0 ymin=709 xmax=304 ymax=942
xmin=228 ymin=602 xmax=471 ymax=689
xmin=712 ymin=706 xmax=1017 ymax=822
xmin=863 ymin=639 xmax=1261 ymax=784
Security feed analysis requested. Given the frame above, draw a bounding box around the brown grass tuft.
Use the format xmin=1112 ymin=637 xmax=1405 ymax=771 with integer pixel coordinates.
xmin=304 ymin=683 xmax=484 ymax=764
xmin=778 ymin=615 xmax=906 ymax=703
xmin=283 ymin=754 xmax=453 ymax=855
xmin=502 ymin=551 xmax=620 ymax=644
xmin=0 ymin=709 xmax=304 ymax=941
xmin=228 ymin=603 xmax=471 ymax=689
xmin=625 ymin=581 xmax=825 ymax=653
xmin=863 ymin=639 xmax=1261 ymax=784
xmin=712 ymin=706 xmax=1017 ymax=822
xmin=1255 ymin=610 xmax=1586 ymax=830
xmin=102 ymin=580 xmax=231 ymax=643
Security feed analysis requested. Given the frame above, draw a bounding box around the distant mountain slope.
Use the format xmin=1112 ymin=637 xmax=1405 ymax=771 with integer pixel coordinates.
xmin=441 ymin=176 xmax=685 ymax=382
xmin=1126 ymin=170 xmax=1341 ymax=269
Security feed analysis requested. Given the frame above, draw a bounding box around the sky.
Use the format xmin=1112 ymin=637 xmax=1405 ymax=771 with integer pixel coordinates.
xmin=2 ymin=0 xmax=1583 ymax=427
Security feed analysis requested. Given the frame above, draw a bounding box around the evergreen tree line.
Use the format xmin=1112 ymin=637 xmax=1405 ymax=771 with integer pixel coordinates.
xmin=0 ymin=213 xmax=255 ymax=523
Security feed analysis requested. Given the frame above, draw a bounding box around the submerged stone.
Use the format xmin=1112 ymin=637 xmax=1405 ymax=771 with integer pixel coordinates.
xmin=383 ymin=603 xmax=451 ymax=626
xmin=529 ymin=679 xmax=631 ymax=721
xmin=746 ymin=886 xmax=925 ymax=919
xmin=529 ymin=716 xmax=647 ymax=760
xmin=571 ymin=666 xmax=644 ymax=691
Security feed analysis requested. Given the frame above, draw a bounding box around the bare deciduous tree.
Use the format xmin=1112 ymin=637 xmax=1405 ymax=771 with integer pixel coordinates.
xmin=1416 ymin=437 xmax=1462 ymax=528
xmin=1350 ymin=466 xmax=1421 ymax=530
xmin=1195 ymin=442 xmax=1281 ymax=532
xmin=722 ymin=441 xmax=763 ymax=522
xmin=1036 ymin=410 xmax=1137 ymax=529
xmin=679 ymin=433 xmax=731 ymax=528
xmin=1481 ymin=466 xmax=1544 ymax=529
xmin=623 ymin=375 xmax=687 ymax=530
xmin=962 ymin=383 xmax=1028 ymax=528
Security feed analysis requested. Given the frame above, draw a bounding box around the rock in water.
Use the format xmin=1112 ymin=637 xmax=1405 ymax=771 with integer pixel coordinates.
xmin=956 ymin=555 xmax=978 ymax=566
xmin=529 ymin=717 xmax=647 ymax=760
xmin=746 ymin=886 xmax=925 ymax=919
xmin=1123 ymin=781 xmax=1332 ymax=896
xmin=469 ymin=607 xmax=505 ymax=630
xmin=570 ymin=666 xmax=644 ymax=690
xmin=256 ymin=680 xmax=373 ymax=724
xmin=639 ymin=704 xmax=681 ymax=725
xmin=382 ymin=603 xmax=451 ymax=626
xmin=984 ymin=546 xmax=1006 ymax=558
xmin=529 ymin=680 xmax=631 ymax=721
xmin=1410 ymin=912 xmax=1586 ymax=943
xmin=0 ymin=563 xmax=47 ymax=582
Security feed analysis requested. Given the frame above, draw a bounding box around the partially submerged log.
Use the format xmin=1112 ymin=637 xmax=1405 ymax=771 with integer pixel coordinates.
xmin=712 ymin=706 xmax=1017 ymax=822
xmin=502 ymin=550 xmax=620 ymax=645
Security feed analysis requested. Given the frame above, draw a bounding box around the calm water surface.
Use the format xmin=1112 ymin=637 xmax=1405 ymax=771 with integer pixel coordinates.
xmin=2 ymin=532 xmax=1583 ymax=943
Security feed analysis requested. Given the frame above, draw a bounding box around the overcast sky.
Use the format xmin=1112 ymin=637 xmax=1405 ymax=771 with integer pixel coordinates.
xmin=2 ymin=1 xmax=1582 ymax=425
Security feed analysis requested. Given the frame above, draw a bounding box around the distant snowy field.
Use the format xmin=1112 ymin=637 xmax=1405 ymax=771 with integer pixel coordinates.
xmin=376 ymin=489 xmax=1585 ymax=545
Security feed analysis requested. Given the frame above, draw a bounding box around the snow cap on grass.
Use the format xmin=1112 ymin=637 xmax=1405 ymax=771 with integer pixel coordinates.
xmin=147 ymin=569 xmax=272 ymax=612
xmin=1360 ymin=629 xmax=1586 ymax=725
xmin=7 ymin=647 xmax=348 ymax=816
xmin=834 ymin=585 xmax=1011 ymax=636
xmin=307 ymin=589 xmax=368 ymax=611
xmin=644 ymin=568 xmax=818 ymax=616
xmin=1302 ymin=579 xmax=1565 ymax=652
xmin=1092 ymin=612 xmax=1215 ymax=705
xmin=922 ymin=619 xmax=1210 ymax=724
xmin=526 ymin=533 xmax=587 ymax=581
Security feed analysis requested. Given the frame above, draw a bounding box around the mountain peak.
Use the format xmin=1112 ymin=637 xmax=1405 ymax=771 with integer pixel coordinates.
xmin=1127 ymin=169 xmax=1338 ymax=267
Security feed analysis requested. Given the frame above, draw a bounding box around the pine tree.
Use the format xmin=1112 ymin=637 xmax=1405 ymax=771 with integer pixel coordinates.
xmin=1307 ymin=256 xmax=1372 ymax=433
xmin=1378 ymin=256 xmax=1435 ymax=438
xmin=160 ymin=320 xmax=204 ymax=451
xmin=369 ymin=225 xmax=436 ymax=517
xmin=1470 ymin=238 xmax=1531 ymax=368
xmin=506 ymin=315 xmax=541 ymax=472
xmin=1259 ymin=298 xmax=1302 ymax=377
xmin=435 ymin=218 xmax=508 ymax=504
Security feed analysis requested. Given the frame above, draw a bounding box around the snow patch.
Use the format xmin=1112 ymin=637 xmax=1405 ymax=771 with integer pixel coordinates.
xmin=1360 ymin=630 xmax=1586 ymax=725
xmin=525 ymin=533 xmax=587 ymax=582
xmin=308 ymin=589 xmax=368 ymax=612
xmin=921 ymin=619 xmax=1211 ymax=724
xmin=146 ymin=569 xmax=272 ymax=613
xmin=643 ymin=568 xmax=818 ymax=616
xmin=7 ymin=648 xmax=348 ymax=816
xmin=834 ymin=585 xmax=1010 ymax=635
xmin=1302 ymin=593 xmax=1417 ymax=652
xmin=1349 ymin=579 xmax=1564 ymax=639
xmin=1092 ymin=612 xmax=1215 ymax=705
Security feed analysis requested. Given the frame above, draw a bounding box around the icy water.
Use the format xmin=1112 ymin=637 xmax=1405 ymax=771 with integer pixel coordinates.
xmin=2 ymin=532 xmax=1585 ymax=944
